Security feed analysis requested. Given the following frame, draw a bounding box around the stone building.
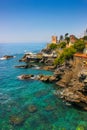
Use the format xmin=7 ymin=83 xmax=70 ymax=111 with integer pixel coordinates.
xmin=52 ymin=36 xmax=58 ymax=44
xmin=68 ymin=35 xmax=77 ymax=47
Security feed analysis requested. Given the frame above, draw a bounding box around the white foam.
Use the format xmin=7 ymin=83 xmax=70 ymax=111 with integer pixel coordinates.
xmin=0 ymin=57 xmax=7 ymax=60
xmin=17 ymin=75 xmax=23 ymax=80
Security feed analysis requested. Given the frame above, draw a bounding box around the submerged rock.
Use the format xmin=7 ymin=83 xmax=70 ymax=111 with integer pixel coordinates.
xmin=10 ymin=115 xmax=24 ymax=126
xmin=45 ymin=105 xmax=55 ymax=111
xmin=35 ymin=90 xmax=48 ymax=98
xmin=28 ymin=105 xmax=37 ymax=113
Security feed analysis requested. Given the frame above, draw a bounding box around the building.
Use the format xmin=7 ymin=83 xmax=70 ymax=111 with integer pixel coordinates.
xmin=74 ymin=52 xmax=87 ymax=68
xmin=68 ymin=35 xmax=77 ymax=47
xmin=52 ymin=36 xmax=58 ymax=44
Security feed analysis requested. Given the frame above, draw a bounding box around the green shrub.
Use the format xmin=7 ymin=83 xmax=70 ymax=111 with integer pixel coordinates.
xmin=49 ymin=43 xmax=57 ymax=50
xmin=54 ymin=47 xmax=76 ymax=65
xmin=59 ymin=42 xmax=66 ymax=48
xmin=74 ymin=40 xmax=85 ymax=52
xmin=83 ymin=36 xmax=87 ymax=40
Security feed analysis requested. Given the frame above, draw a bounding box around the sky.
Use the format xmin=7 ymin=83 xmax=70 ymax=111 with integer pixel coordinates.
xmin=0 ymin=0 xmax=87 ymax=43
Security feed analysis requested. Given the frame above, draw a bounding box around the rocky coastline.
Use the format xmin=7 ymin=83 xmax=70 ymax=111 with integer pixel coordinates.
xmin=15 ymin=42 xmax=87 ymax=111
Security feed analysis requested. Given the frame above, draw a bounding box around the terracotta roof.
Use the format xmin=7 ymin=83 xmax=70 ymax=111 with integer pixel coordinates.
xmin=74 ymin=53 xmax=87 ymax=58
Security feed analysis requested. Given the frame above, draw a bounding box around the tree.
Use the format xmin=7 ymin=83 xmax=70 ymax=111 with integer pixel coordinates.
xmin=54 ymin=47 xmax=76 ymax=65
xmin=49 ymin=43 xmax=57 ymax=50
xmin=65 ymin=33 xmax=69 ymax=38
xmin=65 ymin=37 xmax=70 ymax=44
xmin=65 ymin=33 xmax=70 ymax=43
xmin=83 ymin=36 xmax=87 ymax=40
xmin=59 ymin=35 xmax=64 ymax=41
xmin=59 ymin=42 xmax=66 ymax=48
xmin=73 ymin=40 xmax=85 ymax=52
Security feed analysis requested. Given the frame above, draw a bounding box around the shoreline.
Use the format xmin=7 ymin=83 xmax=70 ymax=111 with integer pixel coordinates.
xmin=15 ymin=43 xmax=87 ymax=111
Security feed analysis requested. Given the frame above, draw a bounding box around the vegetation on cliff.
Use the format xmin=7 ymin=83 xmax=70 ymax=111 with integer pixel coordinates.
xmin=53 ymin=39 xmax=85 ymax=65
xmin=54 ymin=46 xmax=76 ymax=65
xmin=48 ymin=43 xmax=58 ymax=50
xmin=73 ymin=40 xmax=85 ymax=52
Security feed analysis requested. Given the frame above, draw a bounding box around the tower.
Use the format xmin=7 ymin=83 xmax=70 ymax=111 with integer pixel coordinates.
xmin=52 ymin=36 xmax=57 ymax=44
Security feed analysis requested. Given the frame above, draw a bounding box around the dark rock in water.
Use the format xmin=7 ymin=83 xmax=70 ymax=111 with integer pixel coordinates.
xmin=15 ymin=64 xmax=35 ymax=69
xmin=10 ymin=116 xmax=24 ymax=126
xmin=1 ymin=55 xmax=14 ymax=60
xmin=28 ymin=105 xmax=37 ymax=113
xmin=17 ymin=74 xmax=35 ymax=80
xmin=15 ymin=65 xmax=29 ymax=68
xmin=45 ymin=105 xmax=55 ymax=111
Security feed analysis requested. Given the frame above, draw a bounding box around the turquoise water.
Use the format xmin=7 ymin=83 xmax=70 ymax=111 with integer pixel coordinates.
xmin=0 ymin=43 xmax=87 ymax=130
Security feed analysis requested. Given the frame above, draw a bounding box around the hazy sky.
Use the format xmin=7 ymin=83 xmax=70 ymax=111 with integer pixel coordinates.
xmin=0 ymin=0 xmax=87 ymax=43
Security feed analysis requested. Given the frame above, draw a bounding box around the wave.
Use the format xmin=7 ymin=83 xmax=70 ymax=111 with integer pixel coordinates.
xmin=0 ymin=57 xmax=7 ymax=60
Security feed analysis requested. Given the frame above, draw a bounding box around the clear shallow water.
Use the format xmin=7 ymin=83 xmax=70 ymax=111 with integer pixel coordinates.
xmin=0 ymin=43 xmax=87 ymax=130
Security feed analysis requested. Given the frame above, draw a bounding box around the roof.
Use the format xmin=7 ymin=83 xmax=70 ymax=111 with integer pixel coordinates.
xmin=74 ymin=53 xmax=87 ymax=58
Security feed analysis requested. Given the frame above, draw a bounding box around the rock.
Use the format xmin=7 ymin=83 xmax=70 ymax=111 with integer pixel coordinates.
xmin=54 ymin=70 xmax=63 ymax=78
xmin=19 ymin=53 xmax=42 ymax=63
xmin=10 ymin=115 xmax=24 ymax=126
xmin=15 ymin=64 xmax=34 ymax=69
xmin=41 ymin=48 xmax=52 ymax=54
xmin=37 ymin=75 xmax=57 ymax=83
xmin=45 ymin=58 xmax=54 ymax=65
xmin=59 ymin=83 xmax=87 ymax=110
xmin=0 ymin=55 xmax=14 ymax=60
xmin=56 ymin=81 xmax=66 ymax=87
xmin=45 ymin=105 xmax=55 ymax=111
xmin=49 ymin=76 xmax=57 ymax=82
xmin=40 ymin=66 xmax=55 ymax=71
xmin=15 ymin=65 xmax=29 ymax=68
xmin=28 ymin=105 xmax=37 ymax=113
xmin=40 ymin=76 xmax=49 ymax=82
xmin=38 ymin=75 xmax=50 ymax=82
xmin=17 ymin=74 xmax=34 ymax=80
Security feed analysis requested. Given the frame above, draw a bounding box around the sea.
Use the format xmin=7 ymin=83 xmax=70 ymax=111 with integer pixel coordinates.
xmin=0 ymin=43 xmax=87 ymax=130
